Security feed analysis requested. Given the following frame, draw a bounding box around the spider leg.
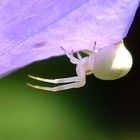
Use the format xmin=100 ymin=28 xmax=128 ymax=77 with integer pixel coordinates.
xmin=76 ymin=52 xmax=82 ymax=60
xmin=27 ymin=81 xmax=85 ymax=92
xmin=87 ymin=41 xmax=97 ymax=70
xmin=28 ymin=75 xmax=80 ymax=84
xmin=60 ymin=46 xmax=80 ymax=64
xmin=28 ymin=63 xmax=86 ymax=91
xmin=27 ymin=48 xmax=87 ymax=91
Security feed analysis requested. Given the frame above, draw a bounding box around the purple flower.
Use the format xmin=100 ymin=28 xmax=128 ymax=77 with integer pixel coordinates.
xmin=0 ymin=0 xmax=139 ymax=77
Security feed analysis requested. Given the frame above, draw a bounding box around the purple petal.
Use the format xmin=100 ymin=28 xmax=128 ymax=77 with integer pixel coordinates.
xmin=0 ymin=0 xmax=139 ymax=77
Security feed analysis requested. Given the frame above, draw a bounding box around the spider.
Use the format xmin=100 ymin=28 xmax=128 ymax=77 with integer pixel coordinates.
xmin=27 ymin=40 xmax=132 ymax=92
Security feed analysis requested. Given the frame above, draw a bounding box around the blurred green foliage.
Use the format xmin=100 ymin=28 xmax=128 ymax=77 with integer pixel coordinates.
xmin=0 ymin=56 xmax=139 ymax=140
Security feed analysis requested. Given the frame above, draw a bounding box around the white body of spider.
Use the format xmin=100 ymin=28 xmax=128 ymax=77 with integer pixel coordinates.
xmin=27 ymin=40 xmax=133 ymax=92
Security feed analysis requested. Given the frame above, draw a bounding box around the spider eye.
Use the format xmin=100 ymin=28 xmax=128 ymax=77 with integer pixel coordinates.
xmin=93 ymin=40 xmax=133 ymax=80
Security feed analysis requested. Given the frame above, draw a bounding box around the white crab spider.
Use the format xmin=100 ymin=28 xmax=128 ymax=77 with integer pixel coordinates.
xmin=27 ymin=40 xmax=132 ymax=92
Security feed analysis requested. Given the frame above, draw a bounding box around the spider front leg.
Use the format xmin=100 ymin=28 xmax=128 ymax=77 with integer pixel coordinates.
xmin=27 ymin=48 xmax=86 ymax=92
xmin=27 ymin=80 xmax=85 ymax=92
xmin=27 ymin=65 xmax=86 ymax=92
xmin=28 ymin=75 xmax=80 ymax=84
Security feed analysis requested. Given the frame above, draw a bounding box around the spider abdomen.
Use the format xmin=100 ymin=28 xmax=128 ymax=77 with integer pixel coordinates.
xmin=93 ymin=41 xmax=133 ymax=80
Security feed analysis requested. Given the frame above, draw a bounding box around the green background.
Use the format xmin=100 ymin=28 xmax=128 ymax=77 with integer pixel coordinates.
xmin=0 ymin=8 xmax=140 ymax=140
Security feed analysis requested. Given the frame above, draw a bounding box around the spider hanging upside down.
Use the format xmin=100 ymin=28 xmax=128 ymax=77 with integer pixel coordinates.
xmin=27 ymin=40 xmax=132 ymax=92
